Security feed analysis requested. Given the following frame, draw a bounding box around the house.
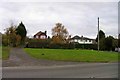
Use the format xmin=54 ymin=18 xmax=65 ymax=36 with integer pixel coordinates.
xmin=34 ymin=31 xmax=47 ymax=39
xmin=70 ymin=35 xmax=95 ymax=44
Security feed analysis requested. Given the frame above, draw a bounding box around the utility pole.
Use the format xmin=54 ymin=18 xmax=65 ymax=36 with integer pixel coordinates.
xmin=98 ymin=17 xmax=100 ymax=51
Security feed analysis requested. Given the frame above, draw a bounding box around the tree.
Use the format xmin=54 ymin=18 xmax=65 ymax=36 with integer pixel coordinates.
xmin=105 ymin=36 xmax=114 ymax=51
xmin=96 ymin=30 xmax=105 ymax=42
xmin=2 ymin=34 xmax=9 ymax=46
xmin=99 ymin=38 xmax=106 ymax=50
xmin=3 ymin=23 xmax=21 ymax=47
xmin=96 ymin=30 xmax=106 ymax=50
xmin=51 ymin=23 xmax=69 ymax=44
xmin=16 ymin=22 xmax=27 ymax=44
xmin=112 ymin=39 xmax=118 ymax=50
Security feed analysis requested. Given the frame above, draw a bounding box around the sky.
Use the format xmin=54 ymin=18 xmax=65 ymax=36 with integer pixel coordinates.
xmin=0 ymin=1 xmax=119 ymax=39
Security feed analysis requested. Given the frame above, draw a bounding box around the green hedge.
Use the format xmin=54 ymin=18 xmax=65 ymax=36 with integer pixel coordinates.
xmin=74 ymin=43 xmax=97 ymax=50
xmin=26 ymin=39 xmax=97 ymax=50
xmin=49 ymin=43 xmax=74 ymax=49
xmin=26 ymin=39 xmax=51 ymax=48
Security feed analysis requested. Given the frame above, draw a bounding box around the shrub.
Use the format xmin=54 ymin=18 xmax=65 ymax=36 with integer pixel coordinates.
xmin=26 ymin=39 xmax=51 ymax=48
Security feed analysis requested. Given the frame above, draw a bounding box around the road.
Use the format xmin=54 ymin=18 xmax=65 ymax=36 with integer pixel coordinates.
xmin=2 ymin=63 xmax=118 ymax=78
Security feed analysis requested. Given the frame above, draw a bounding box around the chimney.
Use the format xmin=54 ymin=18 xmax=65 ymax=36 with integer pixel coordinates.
xmin=45 ymin=31 xmax=47 ymax=34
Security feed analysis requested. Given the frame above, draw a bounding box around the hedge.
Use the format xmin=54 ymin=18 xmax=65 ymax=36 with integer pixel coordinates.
xmin=26 ymin=39 xmax=97 ymax=50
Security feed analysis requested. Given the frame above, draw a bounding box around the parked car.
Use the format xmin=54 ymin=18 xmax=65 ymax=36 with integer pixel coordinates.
xmin=115 ymin=48 xmax=120 ymax=52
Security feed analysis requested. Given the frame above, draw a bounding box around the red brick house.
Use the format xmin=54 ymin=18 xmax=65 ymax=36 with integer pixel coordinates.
xmin=34 ymin=31 xmax=47 ymax=39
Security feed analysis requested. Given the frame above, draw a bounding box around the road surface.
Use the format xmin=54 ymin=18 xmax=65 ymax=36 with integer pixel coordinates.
xmin=2 ymin=63 xmax=118 ymax=78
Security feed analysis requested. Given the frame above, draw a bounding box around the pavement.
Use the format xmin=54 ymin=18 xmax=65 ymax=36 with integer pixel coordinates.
xmin=2 ymin=63 xmax=118 ymax=78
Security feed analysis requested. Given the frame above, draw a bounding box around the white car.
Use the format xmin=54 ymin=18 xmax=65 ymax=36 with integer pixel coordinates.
xmin=115 ymin=48 xmax=120 ymax=52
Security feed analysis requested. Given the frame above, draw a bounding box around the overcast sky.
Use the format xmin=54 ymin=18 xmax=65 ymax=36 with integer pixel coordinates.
xmin=0 ymin=1 xmax=118 ymax=39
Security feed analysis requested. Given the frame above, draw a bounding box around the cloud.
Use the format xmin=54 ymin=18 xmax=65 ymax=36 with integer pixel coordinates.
xmin=1 ymin=0 xmax=119 ymax=2
xmin=0 ymin=2 xmax=118 ymax=39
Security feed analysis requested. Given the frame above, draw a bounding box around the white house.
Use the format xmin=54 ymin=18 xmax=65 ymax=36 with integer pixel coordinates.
xmin=70 ymin=35 xmax=95 ymax=44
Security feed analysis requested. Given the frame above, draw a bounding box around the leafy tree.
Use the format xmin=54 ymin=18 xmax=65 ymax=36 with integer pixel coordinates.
xmin=105 ymin=36 xmax=114 ymax=51
xmin=16 ymin=22 xmax=27 ymax=44
xmin=96 ymin=30 xmax=105 ymax=42
xmin=51 ymin=23 xmax=69 ymax=44
xmin=99 ymin=38 xmax=106 ymax=50
xmin=2 ymin=34 xmax=9 ymax=46
xmin=112 ymin=39 xmax=118 ymax=50
xmin=3 ymin=24 xmax=21 ymax=47
xmin=96 ymin=30 xmax=106 ymax=50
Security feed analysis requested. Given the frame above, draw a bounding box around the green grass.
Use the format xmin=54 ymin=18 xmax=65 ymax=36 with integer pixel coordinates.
xmin=24 ymin=48 xmax=119 ymax=62
xmin=1 ymin=46 xmax=10 ymax=60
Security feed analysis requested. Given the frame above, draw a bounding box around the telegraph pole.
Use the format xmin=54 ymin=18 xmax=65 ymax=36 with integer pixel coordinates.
xmin=98 ymin=17 xmax=100 ymax=51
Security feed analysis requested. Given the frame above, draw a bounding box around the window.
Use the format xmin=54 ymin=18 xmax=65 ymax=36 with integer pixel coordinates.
xmin=89 ymin=40 xmax=91 ymax=42
xmin=40 ymin=35 xmax=46 ymax=39
xmin=36 ymin=36 xmax=39 ymax=38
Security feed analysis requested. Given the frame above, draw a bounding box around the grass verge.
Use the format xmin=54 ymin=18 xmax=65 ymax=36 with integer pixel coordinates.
xmin=1 ymin=46 xmax=10 ymax=60
xmin=24 ymin=48 xmax=119 ymax=62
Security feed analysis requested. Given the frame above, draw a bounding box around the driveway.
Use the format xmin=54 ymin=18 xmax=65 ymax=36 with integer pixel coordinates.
xmin=2 ymin=48 xmax=80 ymax=67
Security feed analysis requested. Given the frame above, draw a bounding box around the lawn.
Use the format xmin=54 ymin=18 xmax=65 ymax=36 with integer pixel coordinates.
xmin=1 ymin=46 xmax=10 ymax=60
xmin=24 ymin=48 xmax=119 ymax=62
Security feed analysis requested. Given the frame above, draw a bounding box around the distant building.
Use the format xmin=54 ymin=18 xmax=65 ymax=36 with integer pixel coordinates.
xmin=70 ymin=35 xmax=96 ymax=44
xmin=34 ymin=31 xmax=47 ymax=39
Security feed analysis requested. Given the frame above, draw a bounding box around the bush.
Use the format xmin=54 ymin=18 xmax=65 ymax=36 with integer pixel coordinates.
xmin=73 ymin=43 xmax=97 ymax=50
xmin=49 ymin=43 xmax=74 ymax=49
xmin=26 ymin=39 xmax=51 ymax=48
xmin=26 ymin=39 xmax=97 ymax=50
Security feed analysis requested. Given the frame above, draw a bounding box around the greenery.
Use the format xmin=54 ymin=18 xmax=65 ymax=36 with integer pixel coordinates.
xmin=2 ymin=24 xmax=21 ymax=47
xmin=96 ymin=30 xmax=105 ymax=42
xmin=1 ymin=46 xmax=10 ymax=60
xmin=96 ymin=30 xmax=118 ymax=51
xmin=24 ymin=48 xmax=118 ymax=62
xmin=16 ymin=22 xmax=27 ymax=45
xmin=26 ymin=39 xmax=51 ymax=48
xmin=2 ymin=22 xmax=27 ymax=47
xmin=51 ymin=23 xmax=69 ymax=44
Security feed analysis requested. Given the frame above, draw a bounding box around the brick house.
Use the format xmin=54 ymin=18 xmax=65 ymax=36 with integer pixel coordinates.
xmin=34 ymin=31 xmax=47 ymax=39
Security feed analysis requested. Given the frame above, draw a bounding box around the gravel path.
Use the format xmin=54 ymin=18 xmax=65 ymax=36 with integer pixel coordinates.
xmin=2 ymin=48 xmax=79 ymax=67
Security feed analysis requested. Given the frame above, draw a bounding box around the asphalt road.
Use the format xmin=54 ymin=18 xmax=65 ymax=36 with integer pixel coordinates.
xmin=2 ymin=63 xmax=118 ymax=78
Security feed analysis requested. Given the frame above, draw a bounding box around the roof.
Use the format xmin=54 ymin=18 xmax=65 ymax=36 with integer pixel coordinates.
xmin=71 ymin=35 xmax=93 ymax=40
xmin=34 ymin=31 xmax=47 ymax=37
xmin=71 ymin=35 xmax=80 ymax=39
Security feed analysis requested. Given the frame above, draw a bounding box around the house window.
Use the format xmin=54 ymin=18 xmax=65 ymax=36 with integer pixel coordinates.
xmin=40 ymin=35 xmax=46 ymax=39
xmin=74 ymin=39 xmax=77 ymax=42
xmin=36 ymin=36 xmax=39 ymax=38
xmin=85 ymin=39 xmax=87 ymax=42
xmin=89 ymin=40 xmax=91 ymax=42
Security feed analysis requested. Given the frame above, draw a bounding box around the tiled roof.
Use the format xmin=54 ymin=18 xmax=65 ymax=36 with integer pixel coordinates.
xmin=34 ymin=31 xmax=47 ymax=37
xmin=71 ymin=35 xmax=93 ymax=40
